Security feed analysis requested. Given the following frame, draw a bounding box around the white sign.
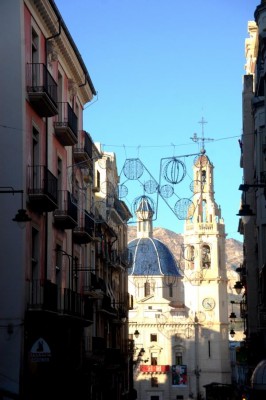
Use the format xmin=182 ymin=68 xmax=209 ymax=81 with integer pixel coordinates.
xmin=30 ymin=337 xmax=51 ymax=363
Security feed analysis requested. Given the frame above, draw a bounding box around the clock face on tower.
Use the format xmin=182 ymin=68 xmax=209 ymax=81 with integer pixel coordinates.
xmin=202 ymin=297 xmax=215 ymax=310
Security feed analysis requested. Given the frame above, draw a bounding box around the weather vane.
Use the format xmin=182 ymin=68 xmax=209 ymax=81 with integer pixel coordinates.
xmin=190 ymin=117 xmax=214 ymax=154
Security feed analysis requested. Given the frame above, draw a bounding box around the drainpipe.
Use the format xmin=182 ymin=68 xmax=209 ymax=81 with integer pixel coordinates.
xmin=43 ymin=20 xmax=62 ymax=279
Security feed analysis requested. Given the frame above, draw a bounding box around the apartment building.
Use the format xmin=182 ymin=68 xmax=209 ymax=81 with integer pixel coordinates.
xmin=0 ymin=1 xmax=131 ymax=399
xmin=237 ymin=1 xmax=266 ymax=398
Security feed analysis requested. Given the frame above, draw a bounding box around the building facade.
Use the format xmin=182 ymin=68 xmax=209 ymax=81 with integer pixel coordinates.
xmin=236 ymin=1 xmax=266 ymax=398
xmin=128 ymin=153 xmax=231 ymax=400
xmin=0 ymin=1 xmax=131 ymax=399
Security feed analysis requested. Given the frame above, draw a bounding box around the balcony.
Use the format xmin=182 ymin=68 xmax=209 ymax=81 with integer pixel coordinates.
xmin=63 ymin=288 xmax=83 ymax=317
xmin=54 ymin=102 xmax=78 ymax=146
xmin=62 ymin=290 xmax=93 ymax=324
xmin=54 ymin=190 xmax=77 ymax=229
xmin=28 ymin=165 xmax=58 ymax=212
xmin=26 ymin=63 xmax=58 ymax=117
xmin=73 ymin=212 xmax=95 ymax=244
xmin=83 ymin=273 xmax=106 ymax=298
xmin=27 ymin=279 xmax=58 ymax=312
xmin=73 ymin=130 xmax=93 ymax=169
xmin=105 ymin=348 xmax=123 ymax=367
xmin=27 ymin=280 xmax=93 ymax=324
xmin=100 ymin=294 xmax=118 ymax=318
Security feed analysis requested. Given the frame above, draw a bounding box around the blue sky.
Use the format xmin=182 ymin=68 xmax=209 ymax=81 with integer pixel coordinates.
xmin=55 ymin=0 xmax=259 ymax=241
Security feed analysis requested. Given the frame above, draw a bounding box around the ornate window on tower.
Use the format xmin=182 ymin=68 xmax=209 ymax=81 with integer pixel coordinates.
xmin=202 ymin=244 xmax=211 ymax=269
xmin=202 ymin=199 xmax=207 ymax=222
xmin=202 ymin=169 xmax=206 ymax=183
xmin=144 ymin=281 xmax=151 ymax=296
xmin=184 ymin=245 xmax=195 ymax=269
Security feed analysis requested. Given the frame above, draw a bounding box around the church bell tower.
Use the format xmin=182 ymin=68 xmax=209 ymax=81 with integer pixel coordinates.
xmin=183 ymin=151 xmax=231 ymax=386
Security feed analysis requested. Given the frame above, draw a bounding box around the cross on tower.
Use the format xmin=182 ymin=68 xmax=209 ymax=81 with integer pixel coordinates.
xmin=191 ymin=117 xmax=214 ymax=154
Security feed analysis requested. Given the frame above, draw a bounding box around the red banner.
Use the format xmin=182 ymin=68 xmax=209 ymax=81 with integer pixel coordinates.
xmin=140 ymin=365 xmax=169 ymax=373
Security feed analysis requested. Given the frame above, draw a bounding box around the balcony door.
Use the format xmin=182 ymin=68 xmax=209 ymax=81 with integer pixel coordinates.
xmin=32 ymin=126 xmax=40 ymax=189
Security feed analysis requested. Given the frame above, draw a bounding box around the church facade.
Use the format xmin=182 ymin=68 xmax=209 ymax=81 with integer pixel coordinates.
xmin=128 ymin=153 xmax=231 ymax=400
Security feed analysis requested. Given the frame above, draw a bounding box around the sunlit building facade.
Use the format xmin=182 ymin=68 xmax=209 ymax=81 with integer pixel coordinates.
xmin=128 ymin=153 xmax=231 ymax=400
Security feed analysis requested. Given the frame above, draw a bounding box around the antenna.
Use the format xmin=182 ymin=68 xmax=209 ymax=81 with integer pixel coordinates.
xmin=191 ymin=117 xmax=214 ymax=153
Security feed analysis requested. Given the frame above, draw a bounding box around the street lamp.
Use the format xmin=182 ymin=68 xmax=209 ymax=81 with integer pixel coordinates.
xmin=134 ymin=330 xmax=140 ymax=338
xmin=0 ymin=187 xmax=31 ymax=227
xmin=230 ymin=329 xmax=236 ymax=339
xmin=237 ymin=182 xmax=266 ymax=223
xmin=234 ymin=281 xmax=244 ymax=295
xmin=233 ymin=265 xmax=246 ymax=295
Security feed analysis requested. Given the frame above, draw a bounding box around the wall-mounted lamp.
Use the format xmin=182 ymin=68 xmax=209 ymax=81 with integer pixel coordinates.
xmin=236 ymin=203 xmax=255 ymax=224
xmin=237 ymin=183 xmax=266 ymax=223
xmin=229 ymin=301 xmax=237 ymax=319
xmin=134 ymin=329 xmax=140 ymax=338
xmin=229 ymin=328 xmax=236 ymax=338
xmin=234 ymin=281 xmax=244 ymax=295
xmin=0 ymin=187 xmax=31 ymax=228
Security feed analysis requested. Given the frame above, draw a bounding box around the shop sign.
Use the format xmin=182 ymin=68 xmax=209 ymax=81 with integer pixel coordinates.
xmin=29 ymin=337 xmax=51 ymax=363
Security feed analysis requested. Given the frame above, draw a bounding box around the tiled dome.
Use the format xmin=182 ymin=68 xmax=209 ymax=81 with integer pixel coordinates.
xmin=128 ymin=237 xmax=182 ymax=277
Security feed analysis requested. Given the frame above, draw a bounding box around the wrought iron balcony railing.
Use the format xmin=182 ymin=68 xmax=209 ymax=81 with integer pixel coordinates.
xmin=27 ymin=165 xmax=58 ymax=212
xmin=54 ymin=190 xmax=78 ymax=229
xmin=54 ymin=102 xmax=78 ymax=146
xmin=73 ymin=130 xmax=93 ymax=168
xmin=73 ymin=211 xmax=95 ymax=244
xmin=26 ymin=63 xmax=58 ymax=117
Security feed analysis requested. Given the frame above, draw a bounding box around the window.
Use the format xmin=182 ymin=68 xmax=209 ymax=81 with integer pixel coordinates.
xmin=202 ymin=199 xmax=207 ymax=222
xmin=55 ymin=244 xmax=62 ymax=287
xmin=202 ymin=169 xmax=206 ymax=183
xmin=151 ymin=377 xmax=158 ymax=387
xmin=169 ymin=283 xmax=173 ymax=298
xmin=31 ymin=27 xmax=39 ymax=63
xmin=150 ymin=334 xmax=157 ymax=342
xmin=151 ymin=353 xmax=157 ymax=365
xmin=32 ymin=126 xmax=40 ymax=188
xmin=202 ymin=245 xmax=211 ymax=269
xmin=187 ymin=245 xmax=195 ymax=270
xmin=32 ymin=227 xmax=39 ymax=281
xmin=57 ymin=157 xmax=62 ymax=206
xmin=144 ymin=281 xmax=151 ymax=297
xmin=72 ymin=258 xmax=79 ymax=291
xmin=175 ymin=352 xmax=182 ymax=365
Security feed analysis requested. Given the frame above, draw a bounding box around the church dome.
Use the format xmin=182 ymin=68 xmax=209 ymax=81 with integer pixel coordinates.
xmin=251 ymin=359 xmax=266 ymax=390
xmin=128 ymin=237 xmax=182 ymax=277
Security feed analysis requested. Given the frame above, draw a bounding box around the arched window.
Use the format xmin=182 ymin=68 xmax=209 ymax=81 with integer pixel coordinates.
xmin=187 ymin=245 xmax=195 ymax=270
xmin=202 ymin=199 xmax=207 ymax=222
xmin=202 ymin=245 xmax=211 ymax=269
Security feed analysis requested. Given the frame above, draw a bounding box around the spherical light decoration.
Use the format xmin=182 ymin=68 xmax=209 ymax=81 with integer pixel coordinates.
xmin=163 ymin=158 xmax=186 ymax=184
xmin=132 ymin=195 xmax=155 ymax=220
xmin=160 ymin=184 xmax=174 ymax=198
xmin=118 ymin=184 xmax=128 ymax=198
xmin=100 ymin=181 xmax=116 ymax=197
xmin=174 ymin=198 xmax=195 ymax=220
xmin=123 ymin=159 xmax=144 ymax=180
xmin=144 ymin=179 xmax=158 ymax=194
